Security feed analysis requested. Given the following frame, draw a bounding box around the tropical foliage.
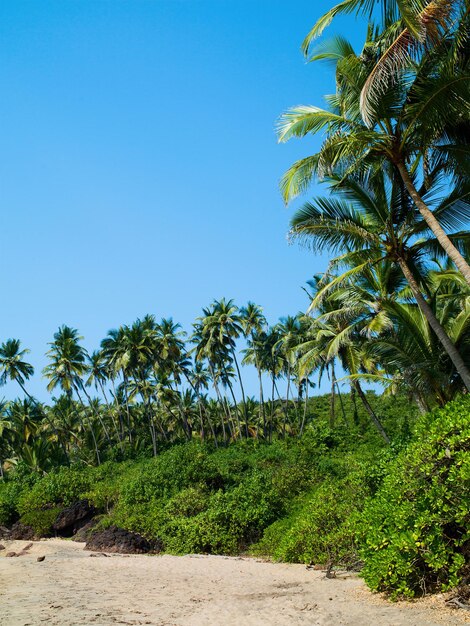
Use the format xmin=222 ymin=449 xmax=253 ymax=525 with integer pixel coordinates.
xmin=0 ymin=0 xmax=468 ymax=601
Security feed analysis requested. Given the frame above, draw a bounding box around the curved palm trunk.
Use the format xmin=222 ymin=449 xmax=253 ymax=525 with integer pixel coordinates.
xmin=353 ymin=380 xmax=390 ymax=444
xmin=73 ymin=385 xmax=101 ymax=465
xmin=395 ymin=160 xmax=470 ymax=286
xmin=110 ymin=379 xmax=125 ymax=441
xmin=78 ymin=380 xmax=112 ymax=444
xmin=97 ymin=379 xmax=122 ymax=445
xmin=397 ymin=257 xmax=470 ymax=391
xmin=182 ymin=371 xmax=218 ymax=447
xmin=221 ymin=363 xmax=243 ymax=440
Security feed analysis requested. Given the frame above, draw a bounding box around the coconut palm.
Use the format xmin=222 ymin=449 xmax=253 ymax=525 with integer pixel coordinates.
xmin=240 ymin=302 xmax=267 ymax=434
xmin=43 ymin=326 xmax=100 ymax=464
xmin=0 ymin=339 xmax=34 ymax=396
xmin=0 ymin=339 xmax=70 ymax=462
xmin=278 ymin=30 xmax=470 ymax=284
xmin=289 ymin=169 xmax=470 ymax=390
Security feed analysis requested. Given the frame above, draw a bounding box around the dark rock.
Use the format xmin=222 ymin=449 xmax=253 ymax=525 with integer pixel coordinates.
xmin=5 ymin=551 xmax=18 ymax=557
xmin=37 ymin=556 xmax=45 ymax=562
xmin=53 ymin=500 xmax=96 ymax=537
xmin=85 ymin=526 xmax=161 ymax=555
xmin=72 ymin=518 xmax=98 ymax=542
xmin=0 ymin=544 xmax=5 ymax=551
xmin=10 ymin=522 xmax=36 ymax=541
xmin=22 ymin=542 xmax=34 ymax=551
xmin=89 ymin=552 xmax=109 ymax=557
xmin=0 ymin=526 xmax=12 ymax=540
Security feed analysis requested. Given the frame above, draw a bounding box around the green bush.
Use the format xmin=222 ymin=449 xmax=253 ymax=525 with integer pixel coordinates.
xmin=0 ymin=481 xmax=23 ymax=526
xmin=20 ymin=507 xmax=61 ymax=536
xmin=253 ymin=472 xmax=367 ymax=566
xmin=357 ymin=396 xmax=470 ymax=598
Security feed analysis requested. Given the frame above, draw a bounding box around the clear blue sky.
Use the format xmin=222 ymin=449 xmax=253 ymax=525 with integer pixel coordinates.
xmin=0 ymin=1 xmax=366 ymax=401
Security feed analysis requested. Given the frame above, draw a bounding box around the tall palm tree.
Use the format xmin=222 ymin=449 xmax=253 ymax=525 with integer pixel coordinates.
xmin=0 ymin=339 xmax=34 ymax=396
xmin=289 ymin=170 xmax=470 ymax=390
xmin=204 ymin=299 xmax=249 ymax=437
xmin=101 ymin=326 xmax=134 ymax=443
xmin=274 ymin=315 xmax=304 ymax=436
xmin=240 ymin=302 xmax=267 ymax=435
xmin=302 ymin=0 xmax=467 ymax=123
xmin=278 ymin=31 xmax=470 ymax=284
xmin=43 ymin=325 xmax=100 ymax=464
xmin=0 ymin=339 xmax=69 ymax=462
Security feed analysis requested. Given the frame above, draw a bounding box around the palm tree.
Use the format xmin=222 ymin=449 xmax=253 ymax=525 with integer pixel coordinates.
xmin=302 ymin=0 xmax=467 ymax=123
xmin=289 ymin=170 xmax=470 ymax=391
xmin=43 ymin=325 xmax=100 ymax=464
xmin=0 ymin=339 xmax=69 ymax=462
xmin=274 ymin=315 xmax=304 ymax=437
xmin=101 ymin=326 xmax=134 ymax=443
xmin=0 ymin=339 xmax=34 ymax=397
xmin=240 ymin=302 xmax=267 ymax=435
xmin=278 ymin=31 xmax=470 ymax=284
xmin=203 ymin=299 xmax=249 ymax=437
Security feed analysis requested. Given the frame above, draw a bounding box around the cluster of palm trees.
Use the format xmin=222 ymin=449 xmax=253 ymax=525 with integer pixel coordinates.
xmin=278 ymin=2 xmax=470 ymax=415
xmin=0 ymin=0 xmax=468 ymax=474
xmin=0 ymin=303 xmax=320 ymax=472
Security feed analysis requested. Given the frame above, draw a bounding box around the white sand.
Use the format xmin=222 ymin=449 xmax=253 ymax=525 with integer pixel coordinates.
xmin=0 ymin=540 xmax=468 ymax=626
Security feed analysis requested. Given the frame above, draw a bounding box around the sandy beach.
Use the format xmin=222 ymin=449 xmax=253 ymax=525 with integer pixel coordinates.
xmin=0 ymin=540 xmax=467 ymax=626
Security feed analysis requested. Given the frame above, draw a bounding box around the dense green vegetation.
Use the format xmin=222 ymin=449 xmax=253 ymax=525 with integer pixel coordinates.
xmin=0 ymin=0 xmax=469 ymax=602
xmin=1 ymin=394 xmax=468 ymax=599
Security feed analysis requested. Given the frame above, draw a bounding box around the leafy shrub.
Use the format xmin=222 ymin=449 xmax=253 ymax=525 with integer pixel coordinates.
xmin=357 ymin=396 xmax=470 ymax=598
xmin=17 ymin=467 xmax=94 ymax=514
xmin=0 ymin=481 xmax=23 ymax=526
xmin=20 ymin=507 xmax=61 ymax=536
xmin=253 ymin=474 xmax=367 ymax=566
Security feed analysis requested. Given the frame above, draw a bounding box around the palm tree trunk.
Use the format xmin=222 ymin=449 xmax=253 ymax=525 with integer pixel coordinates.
xmin=78 ymin=380 xmax=112 ymax=444
xmin=335 ymin=379 xmax=348 ymax=427
xmin=121 ymin=370 xmax=133 ymax=444
xmin=110 ymin=379 xmax=125 ymax=440
xmin=283 ymin=364 xmax=292 ymax=438
xmin=222 ymin=363 xmax=243 ymax=440
xmin=270 ymin=375 xmax=276 ymax=443
xmin=395 ymin=160 xmax=470 ymax=286
xmin=208 ymin=364 xmax=227 ymax=444
xmin=353 ymin=380 xmax=390 ymax=444
xmin=329 ymin=362 xmax=335 ymax=429
xmin=299 ymin=375 xmax=309 ymax=437
xmin=397 ymin=256 xmax=470 ymax=391
xmin=232 ymin=350 xmax=249 ymax=438
xmin=197 ymin=401 xmax=205 ymax=441
xmin=74 ymin=385 xmax=101 ymax=465
xmin=258 ymin=367 xmax=267 ymax=439
xmin=98 ymin=379 xmax=122 ymax=445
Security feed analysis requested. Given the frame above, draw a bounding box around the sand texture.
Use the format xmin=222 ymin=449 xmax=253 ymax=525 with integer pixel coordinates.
xmin=0 ymin=539 xmax=468 ymax=626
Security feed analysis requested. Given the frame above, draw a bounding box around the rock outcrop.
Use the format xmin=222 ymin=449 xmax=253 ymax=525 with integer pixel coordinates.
xmin=85 ymin=526 xmax=161 ymax=554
